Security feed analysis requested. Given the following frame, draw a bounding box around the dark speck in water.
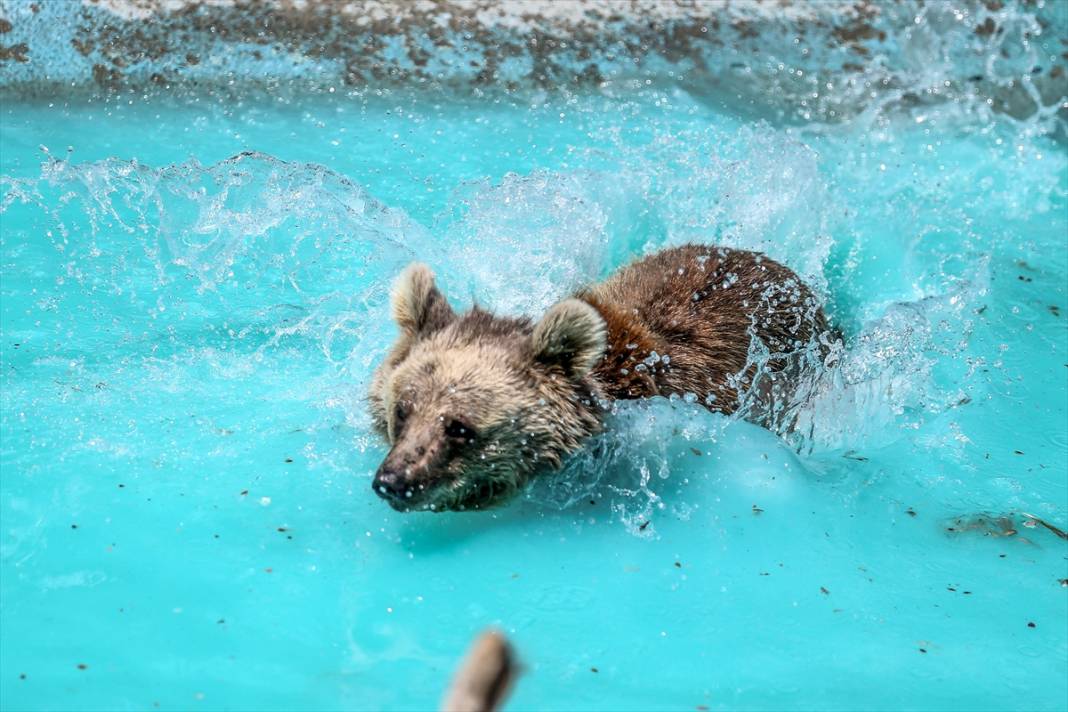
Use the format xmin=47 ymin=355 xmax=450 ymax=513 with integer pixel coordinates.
xmin=217 ymin=618 xmax=225 ymax=624
xmin=1027 ymin=621 xmax=1036 ymax=628
xmin=906 ymin=508 xmax=917 ymax=517
xmin=590 ymin=667 xmax=598 ymax=673
xmin=674 ymin=561 xmax=682 ymax=568
xmin=919 ymin=648 xmax=927 ymax=654
xmin=843 ymin=450 xmax=868 ymax=461
xmin=71 ymin=524 xmax=77 ymax=529
xmin=19 ymin=673 xmax=26 ymax=680
xmin=284 ymin=458 xmax=293 ymax=463
xmin=76 ymin=664 xmax=87 ymax=670
xmin=752 ymin=504 xmax=764 ymax=515
xmin=1017 ymin=275 xmax=1032 ymax=282
xmin=240 ymin=490 xmax=249 ymax=496
xmin=118 ymin=483 xmax=125 ymax=488
xmin=589 ymin=499 xmax=596 ymax=505
xmin=690 ymin=447 xmax=702 ymax=456
xmin=1014 ymin=450 xmax=1024 ymax=455
xmin=277 ymin=527 xmax=287 ymax=532
xmin=639 ymin=520 xmax=650 ymax=531
xmin=820 ymin=586 xmax=830 ymax=595
xmin=1050 ymin=305 xmax=1062 ymax=317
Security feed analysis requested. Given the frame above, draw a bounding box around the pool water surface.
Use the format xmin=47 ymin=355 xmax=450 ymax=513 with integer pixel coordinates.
xmin=1 ymin=78 xmax=1066 ymax=710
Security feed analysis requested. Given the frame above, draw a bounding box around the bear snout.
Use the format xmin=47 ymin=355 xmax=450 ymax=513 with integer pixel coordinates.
xmin=372 ymin=465 xmax=409 ymax=502
xmin=372 ymin=435 xmax=449 ymax=506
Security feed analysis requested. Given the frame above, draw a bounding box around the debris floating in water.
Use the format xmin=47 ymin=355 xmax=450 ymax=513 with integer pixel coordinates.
xmin=1021 ymin=513 xmax=1067 ymax=540
xmin=945 ymin=512 xmax=1067 ymax=542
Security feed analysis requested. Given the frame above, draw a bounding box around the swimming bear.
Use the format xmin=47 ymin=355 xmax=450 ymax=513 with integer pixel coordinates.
xmin=368 ymin=244 xmax=836 ymax=512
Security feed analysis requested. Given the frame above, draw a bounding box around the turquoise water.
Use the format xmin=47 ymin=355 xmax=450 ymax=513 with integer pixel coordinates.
xmin=1 ymin=82 xmax=1066 ymax=711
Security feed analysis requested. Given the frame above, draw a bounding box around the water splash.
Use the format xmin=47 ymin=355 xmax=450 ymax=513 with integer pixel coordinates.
xmin=524 ymin=398 xmax=733 ymax=537
xmin=2 ymin=113 xmax=1061 ymax=533
xmin=433 ymin=169 xmax=629 ymax=316
xmin=2 ymin=151 xmax=429 ymax=366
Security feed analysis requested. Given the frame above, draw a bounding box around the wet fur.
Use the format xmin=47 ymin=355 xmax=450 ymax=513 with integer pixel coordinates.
xmin=581 ymin=244 xmax=833 ymax=411
xmin=369 ymin=245 xmax=835 ymax=512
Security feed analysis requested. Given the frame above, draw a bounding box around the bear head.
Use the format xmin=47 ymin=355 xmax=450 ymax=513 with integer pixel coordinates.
xmin=368 ymin=263 xmax=607 ymax=512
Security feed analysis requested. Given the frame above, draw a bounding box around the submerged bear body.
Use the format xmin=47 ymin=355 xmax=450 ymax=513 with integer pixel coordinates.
xmin=369 ymin=245 xmax=835 ymax=512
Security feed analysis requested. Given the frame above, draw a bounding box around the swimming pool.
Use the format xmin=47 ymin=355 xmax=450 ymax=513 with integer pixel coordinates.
xmin=1 ymin=1 xmax=1066 ymax=710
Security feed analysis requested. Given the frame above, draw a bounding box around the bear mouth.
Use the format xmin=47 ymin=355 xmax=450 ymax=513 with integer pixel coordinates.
xmin=379 ymin=477 xmax=515 ymax=513
xmin=453 ymin=479 xmax=516 ymax=511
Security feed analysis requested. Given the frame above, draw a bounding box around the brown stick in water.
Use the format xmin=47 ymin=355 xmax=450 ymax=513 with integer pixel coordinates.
xmin=1022 ymin=513 xmax=1068 ymax=540
xmin=441 ymin=630 xmax=519 ymax=712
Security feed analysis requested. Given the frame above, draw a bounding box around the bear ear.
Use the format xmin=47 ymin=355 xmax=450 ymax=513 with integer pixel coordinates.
xmin=531 ymin=299 xmax=606 ymax=377
xmin=391 ymin=263 xmax=455 ymax=336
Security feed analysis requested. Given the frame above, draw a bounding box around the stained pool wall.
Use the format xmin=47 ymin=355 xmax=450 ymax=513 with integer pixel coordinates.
xmin=0 ymin=0 xmax=1066 ymax=128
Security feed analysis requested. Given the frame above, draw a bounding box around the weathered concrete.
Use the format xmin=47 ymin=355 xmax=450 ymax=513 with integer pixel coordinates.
xmin=0 ymin=0 xmax=1064 ymax=126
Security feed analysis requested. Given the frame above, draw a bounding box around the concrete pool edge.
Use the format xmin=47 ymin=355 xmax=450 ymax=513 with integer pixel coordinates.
xmin=0 ymin=0 xmax=1065 ymax=127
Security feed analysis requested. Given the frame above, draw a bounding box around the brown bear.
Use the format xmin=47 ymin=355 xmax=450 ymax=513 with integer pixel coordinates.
xmin=368 ymin=244 xmax=836 ymax=512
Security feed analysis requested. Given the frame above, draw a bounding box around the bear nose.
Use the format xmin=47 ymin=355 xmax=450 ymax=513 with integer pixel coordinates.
xmin=372 ymin=466 xmax=409 ymax=501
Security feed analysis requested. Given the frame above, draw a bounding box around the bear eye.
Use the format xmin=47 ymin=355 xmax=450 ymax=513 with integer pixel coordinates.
xmin=444 ymin=419 xmax=474 ymax=441
xmin=393 ymin=403 xmax=409 ymax=430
